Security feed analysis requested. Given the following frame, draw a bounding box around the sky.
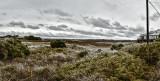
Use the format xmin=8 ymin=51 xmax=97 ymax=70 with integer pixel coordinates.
xmin=0 ymin=0 xmax=160 ymax=40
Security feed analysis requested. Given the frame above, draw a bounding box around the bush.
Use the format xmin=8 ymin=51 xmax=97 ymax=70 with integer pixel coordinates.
xmin=0 ymin=38 xmax=30 ymax=60
xmin=133 ymin=42 xmax=160 ymax=66
xmin=110 ymin=44 xmax=124 ymax=50
xmin=77 ymin=51 xmax=88 ymax=58
xmin=57 ymin=52 xmax=153 ymax=81
xmin=24 ymin=35 xmax=42 ymax=40
xmin=120 ymin=44 xmax=140 ymax=54
xmin=155 ymin=38 xmax=160 ymax=42
xmin=50 ymin=40 xmax=66 ymax=48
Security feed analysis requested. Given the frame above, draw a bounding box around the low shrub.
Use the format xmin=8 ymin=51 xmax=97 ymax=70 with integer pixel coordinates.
xmin=110 ymin=44 xmax=124 ymax=50
xmin=155 ymin=38 xmax=160 ymax=42
xmin=120 ymin=44 xmax=140 ymax=54
xmin=24 ymin=35 xmax=42 ymax=40
xmin=50 ymin=40 xmax=66 ymax=48
xmin=0 ymin=38 xmax=30 ymax=60
xmin=77 ymin=51 xmax=88 ymax=58
xmin=56 ymin=52 xmax=154 ymax=81
xmin=133 ymin=42 xmax=160 ymax=66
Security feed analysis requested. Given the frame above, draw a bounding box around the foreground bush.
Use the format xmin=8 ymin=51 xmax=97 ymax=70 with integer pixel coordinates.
xmin=50 ymin=40 xmax=66 ymax=48
xmin=110 ymin=44 xmax=124 ymax=50
xmin=133 ymin=42 xmax=160 ymax=66
xmin=120 ymin=44 xmax=140 ymax=54
xmin=155 ymin=38 xmax=160 ymax=42
xmin=77 ymin=51 xmax=88 ymax=58
xmin=0 ymin=38 xmax=30 ymax=60
xmin=56 ymin=52 xmax=153 ymax=81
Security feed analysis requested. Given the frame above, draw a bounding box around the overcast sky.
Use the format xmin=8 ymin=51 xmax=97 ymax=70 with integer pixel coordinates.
xmin=0 ymin=0 xmax=160 ymax=40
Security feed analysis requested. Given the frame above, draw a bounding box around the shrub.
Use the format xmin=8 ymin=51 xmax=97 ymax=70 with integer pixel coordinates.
xmin=50 ymin=40 xmax=66 ymax=48
xmin=133 ymin=42 xmax=160 ymax=66
xmin=155 ymin=38 xmax=160 ymax=42
xmin=110 ymin=44 xmax=124 ymax=50
xmin=57 ymin=52 xmax=154 ymax=81
xmin=120 ymin=44 xmax=140 ymax=54
xmin=0 ymin=38 xmax=30 ymax=60
xmin=24 ymin=35 xmax=42 ymax=40
xmin=77 ymin=51 xmax=88 ymax=58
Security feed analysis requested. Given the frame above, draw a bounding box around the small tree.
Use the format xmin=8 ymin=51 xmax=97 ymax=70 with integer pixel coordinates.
xmin=50 ymin=40 xmax=66 ymax=48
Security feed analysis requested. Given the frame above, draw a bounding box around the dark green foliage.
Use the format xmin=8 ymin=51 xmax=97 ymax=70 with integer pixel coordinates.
xmin=24 ymin=35 xmax=42 ymax=40
xmin=0 ymin=38 xmax=30 ymax=60
xmin=0 ymin=35 xmax=19 ymax=39
xmin=77 ymin=51 xmax=88 ymax=58
xmin=118 ymin=44 xmax=124 ymax=48
xmin=110 ymin=44 xmax=124 ymax=50
xmin=155 ymin=38 xmax=160 ymax=42
xmin=50 ymin=40 xmax=66 ymax=48
xmin=133 ymin=42 xmax=160 ymax=66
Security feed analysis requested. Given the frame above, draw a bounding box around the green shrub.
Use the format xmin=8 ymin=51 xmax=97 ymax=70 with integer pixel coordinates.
xmin=77 ymin=51 xmax=88 ymax=58
xmin=50 ymin=40 xmax=66 ymax=48
xmin=24 ymin=35 xmax=42 ymax=40
xmin=118 ymin=44 xmax=124 ymax=48
xmin=133 ymin=42 xmax=160 ymax=66
xmin=110 ymin=44 xmax=124 ymax=50
xmin=0 ymin=38 xmax=30 ymax=60
xmin=57 ymin=52 xmax=153 ymax=81
xmin=155 ymin=38 xmax=160 ymax=42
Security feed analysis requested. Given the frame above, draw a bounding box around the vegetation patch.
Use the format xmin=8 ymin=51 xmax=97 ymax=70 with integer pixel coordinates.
xmin=50 ymin=40 xmax=66 ymax=48
xmin=110 ymin=44 xmax=124 ymax=50
xmin=133 ymin=42 xmax=160 ymax=66
xmin=56 ymin=52 xmax=154 ymax=81
xmin=24 ymin=35 xmax=42 ymax=40
xmin=77 ymin=51 xmax=88 ymax=58
xmin=0 ymin=38 xmax=30 ymax=60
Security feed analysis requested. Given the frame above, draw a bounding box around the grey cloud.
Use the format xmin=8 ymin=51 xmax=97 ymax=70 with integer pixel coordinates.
xmin=47 ymin=24 xmax=68 ymax=31
xmin=69 ymin=28 xmax=116 ymax=37
xmin=58 ymin=24 xmax=68 ymax=28
xmin=83 ymin=17 xmax=127 ymax=30
xmin=26 ymin=25 xmax=40 ymax=29
xmin=112 ymin=21 xmax=127 ymax=30
xmin=47 ymin=24 xmax=117 ymax=37
xmin=1 ymin=13 xmax=7 ymax=16
xmin=125 ymin=31 xmax=137 ymax=37
xmin=43 ymin=9 xmax=72 ymax=17
xmin=0 ymin=24 xmax=3 ymax=27
xmin=8 ymin=21 xmax=25 ymax=28
xmin=47 ymin=26 xmax=64 ymax=31
xmin=129 ymin=25 xmax=144 ymax=33
xmin=150 ymin=12 xmax=160 ymax=21
xmin=8 ymin=21 xmax=40 ymax=29
xmin=0 ymin=31 xmax=89 ymax=39
xmin=140 ymin=15 xmax=145 ymax=21
xmin=38 ymin=24 xmax=44 ymax=26
xmin=83 ymin=17 xmax=112 ymax=29
xmin=58 ymin=17 xmax=81 ymax=24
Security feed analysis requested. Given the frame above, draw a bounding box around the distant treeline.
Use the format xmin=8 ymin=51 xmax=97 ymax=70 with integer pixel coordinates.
xmin=0 ymin=35 xmax=42 ymax=40
xmin=24 ymin=35 xmax=42 ymax=40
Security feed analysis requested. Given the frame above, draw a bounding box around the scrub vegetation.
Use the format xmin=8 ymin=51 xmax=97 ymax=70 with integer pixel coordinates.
xmin=0 ymin=38 xmax=30 ymax=60
xmin=0 ymin=37 xmax=159 ymax=81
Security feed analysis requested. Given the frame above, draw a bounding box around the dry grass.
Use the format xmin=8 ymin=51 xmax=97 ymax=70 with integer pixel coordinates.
xmin=67 ymin=40 xmax=111 ymax=47
xmin=22 ymin=40 xmax=112 ymax=47
xmin=0 ymin=40 xmax=159 ymax=81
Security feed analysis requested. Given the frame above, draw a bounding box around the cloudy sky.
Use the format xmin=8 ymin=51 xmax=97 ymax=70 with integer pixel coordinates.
xmin=0 ymin=0 xmax=160 ymax=40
